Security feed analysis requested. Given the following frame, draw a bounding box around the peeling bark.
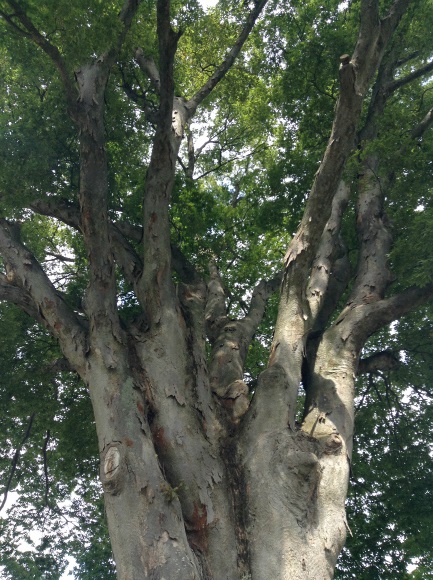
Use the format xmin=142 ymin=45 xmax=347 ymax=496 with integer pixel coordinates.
xmin=2 ymin=0 xmax=433 ymax=578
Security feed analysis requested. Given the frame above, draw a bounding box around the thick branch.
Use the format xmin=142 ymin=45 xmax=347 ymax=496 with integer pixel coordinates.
xmin=380 ymin=0 xmax=412 ymax=50
xmin=352 ymin=155 xmax=393 ymax=305
xmin=356 ymin=283 xmax=433 ymax=340
xmin=113 ymin=220 xmax=142 ymax=242
xmin=171 ymin=245 xmax=201 ymax=285
xmin=266 ymin=0 xmax=410 ymax=440
xmin=306 ymin=181 xmax=351 ymax=332
xmin=117 ymin=0 xmax=141 ymax=50
xmin=29 ymin=198 xmax=81 ymax=230
xmin=157 ymin=0 xmax=182 ymax=131
xmin=360 ymin=45 xmax=433 ymax=145
xmin=283 ymin=0 xmax=408 ymax=277
xmin=358 ymin=350 xmax=400 ymax=374
xmin=137 ymin=0 xmax=183 ymax=325
xmin=351 ymin=56 xmax=433 ymax=310
xmin=206 ymin=270 xmax=281 ymax=425
xmin=205 ymin=262 xmax=228 ymax=341
xmin=0 ymin=273 xmax=42 ymax=321
xmin=17 ymin=0 xmax=139 ymax=355
xmin=48 ymin=357 xmax=75 ymax=374
xmin=0 ymin=220 xmax=87 ymax=370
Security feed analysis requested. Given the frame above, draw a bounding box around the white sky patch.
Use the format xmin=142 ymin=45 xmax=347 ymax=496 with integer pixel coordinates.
xmin=0 ymin=489 xmax=81 ymax=579
xmin=198 ymin=0 xmax=219 ymax=10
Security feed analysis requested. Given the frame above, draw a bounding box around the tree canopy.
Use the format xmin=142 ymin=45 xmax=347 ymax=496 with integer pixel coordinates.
xmin=0 ymin=0 xmax=433 ymax=578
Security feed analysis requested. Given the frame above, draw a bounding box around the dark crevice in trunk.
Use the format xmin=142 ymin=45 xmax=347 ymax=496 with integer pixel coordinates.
xmin=221 ymin=436 xmax=252 ymax=579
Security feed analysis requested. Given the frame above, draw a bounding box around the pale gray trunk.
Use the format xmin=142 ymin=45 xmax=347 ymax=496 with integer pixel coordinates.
xmin=1 ymin=1 xmax=430 ymax=579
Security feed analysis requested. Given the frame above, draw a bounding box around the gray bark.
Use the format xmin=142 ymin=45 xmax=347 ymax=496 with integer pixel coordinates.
xmin=1 ymin=0 xmax=433 ymax=578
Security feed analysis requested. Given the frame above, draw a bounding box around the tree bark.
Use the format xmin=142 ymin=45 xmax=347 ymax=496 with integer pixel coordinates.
xmin=2 ymin=0 xmax=433 ymax=578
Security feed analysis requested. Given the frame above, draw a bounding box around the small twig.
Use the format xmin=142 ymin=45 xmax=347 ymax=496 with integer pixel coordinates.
xmin=42 ymin=429 xmax=51 ymax=506
xmin=0 ymin=413 xmax=36 ymax=512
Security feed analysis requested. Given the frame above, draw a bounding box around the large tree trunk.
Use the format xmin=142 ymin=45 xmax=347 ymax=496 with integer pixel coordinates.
xmin=2 ymin=0 xmax=433 ymax=578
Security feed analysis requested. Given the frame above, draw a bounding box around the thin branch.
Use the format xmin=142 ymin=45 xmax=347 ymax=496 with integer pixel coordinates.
xmin=45 ymin=251 xmax=75 ymax=263
xmin=29 ymin=198 xmax=143 ymax=290
xmin=0 ymin=413 xmax=36 ymax=512
xmin=110 ymin=223 xmax=143 ymax=288
xmin=4 ymin=0 xmax=77 ymax=114
xmin=186 ymin=0 xmax=269 ymax=115
xmin=186 ymin=128 xmax=195 ymax=178
xmin=42 ymin=429 xmax=51 ymax=507
xmin=120 ymin=67 xmax=158 ymax=121
xmin=396 ymin=51 xmax=419 ymax=67
xmin=194 ymin=143 xmax=267 ymax=181
xmin=242 ymin=273 xmax=282 ymax=335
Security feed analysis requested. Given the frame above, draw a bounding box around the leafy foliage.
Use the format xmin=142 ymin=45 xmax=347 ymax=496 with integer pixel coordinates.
xmin=0 ymin=0 xmax=432 ymax=577
xmin=337 ymin=311 xmax=433 ymax=577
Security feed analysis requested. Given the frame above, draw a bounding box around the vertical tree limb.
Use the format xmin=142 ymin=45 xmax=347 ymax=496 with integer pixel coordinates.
xmin=0 ymin=413 xmax=36 ymax=512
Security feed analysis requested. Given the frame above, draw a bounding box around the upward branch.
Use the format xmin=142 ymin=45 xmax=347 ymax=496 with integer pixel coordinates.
xmin=137 ymin=0 xmax=182 ymax=325
xmin=267 ymin=0 xmax=412 ymax=430
xmin=186 ymin=0 xmax=269 ymax=115
xmin=2 ymin=1 xmax=141 ymax=356
xmin=2 ymin=0 xmax=77 ymax=114
xmin=135 ymin=1 xmax=270 ymax=325
xmin=72 ymin=2 xmax=140 ymax=349
xmin=411 ymin=106 xmax=433 ymax=138
xmin=283 ymin=0 xmax=411 ymax=279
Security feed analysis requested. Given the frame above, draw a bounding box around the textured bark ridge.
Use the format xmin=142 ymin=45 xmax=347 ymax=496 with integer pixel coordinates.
xmin=1 ymin=0 xmax=433 ymax=578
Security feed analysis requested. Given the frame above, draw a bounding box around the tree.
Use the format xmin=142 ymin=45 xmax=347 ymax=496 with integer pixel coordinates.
xmin=0 ymin=0 xmax=432 ymax=577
